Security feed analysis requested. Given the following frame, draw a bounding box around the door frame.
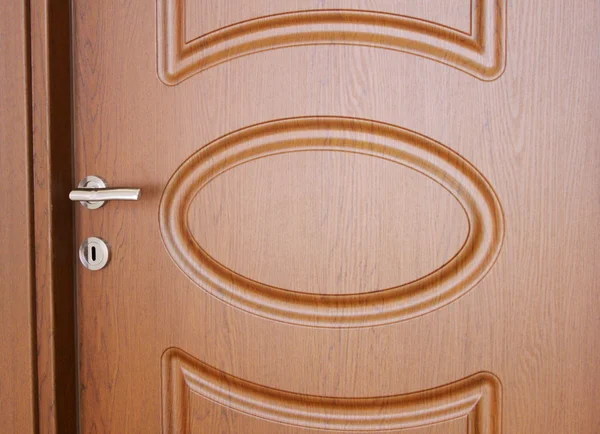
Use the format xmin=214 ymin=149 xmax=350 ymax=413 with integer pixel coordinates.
xmin=29 ymin=0 xmax=78 ymax=431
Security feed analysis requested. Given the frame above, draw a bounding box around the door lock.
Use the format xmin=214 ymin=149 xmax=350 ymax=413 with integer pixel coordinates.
xmin=79 ymin=237 xmax=110 ymax=270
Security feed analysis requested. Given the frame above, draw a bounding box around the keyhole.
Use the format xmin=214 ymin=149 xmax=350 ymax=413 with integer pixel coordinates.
xmin=87 ymin=243 xmax=99 ymax=264
xmin=80 ymin=237 xmax=109 ymax=270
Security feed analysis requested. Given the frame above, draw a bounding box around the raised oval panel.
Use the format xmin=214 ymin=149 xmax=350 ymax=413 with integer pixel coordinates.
xmin=159 ymin=117 xmax=504 ymax=327
xmin=189 ymin=149 xmax=468 ymax=296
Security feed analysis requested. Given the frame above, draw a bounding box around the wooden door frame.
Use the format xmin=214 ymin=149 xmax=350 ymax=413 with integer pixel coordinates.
xmin=1 ymin=0 xmax=38 ymax=431
xmin=29 ymin=0 xmax=78 ymax=431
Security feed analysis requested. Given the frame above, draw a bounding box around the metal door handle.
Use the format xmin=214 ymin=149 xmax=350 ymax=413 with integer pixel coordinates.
xmin=70 ymin=176 xmax=141 ymax=209
xmin=70 ymin=188 xmax=140 ymax=201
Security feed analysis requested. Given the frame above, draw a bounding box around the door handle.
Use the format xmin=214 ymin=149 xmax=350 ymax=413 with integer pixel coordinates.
xmin=70 ymin=176 xmax=141 ymax=209
xmin=69 ymin=188 xmax=140 ymax=202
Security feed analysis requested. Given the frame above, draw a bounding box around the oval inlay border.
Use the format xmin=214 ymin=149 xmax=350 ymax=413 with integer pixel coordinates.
xmin=157 ymin=0 xmax=506 ymax=85
xmin=159 ymin=117 xmax=504 ymax=327
xmin=162 ymin=348 xmax=502 ymax=433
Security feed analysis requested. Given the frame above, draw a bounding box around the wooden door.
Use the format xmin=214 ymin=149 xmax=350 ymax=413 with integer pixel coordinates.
xmin=73 ymin=0 xmax=600 ymax=433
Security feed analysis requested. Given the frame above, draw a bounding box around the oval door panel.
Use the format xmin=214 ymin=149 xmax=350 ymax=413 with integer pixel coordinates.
xmin=189 ymin=149 xmax=468 ymax=296
xmin=159 ymin=117 xmax=504 ymax=327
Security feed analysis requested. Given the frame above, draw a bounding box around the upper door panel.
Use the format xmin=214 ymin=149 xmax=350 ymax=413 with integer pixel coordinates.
xmin=158 ymin=0 xmax=506 ymax=84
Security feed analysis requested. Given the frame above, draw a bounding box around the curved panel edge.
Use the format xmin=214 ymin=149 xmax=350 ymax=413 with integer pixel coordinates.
xmin=157 ymin=0 xmax=506 ymax=85
xmin=162 ymin=348 xmax=502 ymax=433
xmin=159 ymin=117 xmax=505 ymax=328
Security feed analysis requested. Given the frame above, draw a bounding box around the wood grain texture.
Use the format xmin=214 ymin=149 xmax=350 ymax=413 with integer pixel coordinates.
xmin=190 ymin=147 xmax=468 ymax=296
xmin=73 ymin=0 xmax=600 ymax=432
xmin=163 ymin=348 xmax=501 ymax=433
xmin=185 ymin=0 xmax=472 ymax=42
xmin=186 ymin=393 xmax=469 ymax=434
xmin=160 ymin=117 xmax=504 ymax=327
xmin=0 ymin=1 xmax=37 ymax=432
xmin=158 ymin=0 xmax=506 ymax=84
xmin=30 ymin=0 xmax=77 ymax=432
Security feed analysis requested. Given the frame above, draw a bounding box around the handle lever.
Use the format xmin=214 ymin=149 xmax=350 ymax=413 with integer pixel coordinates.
xmin=69 ymin=188 xmax=140 ymax=202
xmin=70 ymin=176 xmax=141 ymax=209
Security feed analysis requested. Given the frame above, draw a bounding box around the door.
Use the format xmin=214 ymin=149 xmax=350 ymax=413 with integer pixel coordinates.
xmin=72 ymin=0 xmax=600 ymax=433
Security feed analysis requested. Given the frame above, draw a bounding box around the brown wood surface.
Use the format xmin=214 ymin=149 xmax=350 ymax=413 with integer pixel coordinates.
xmin=0 ymin=0 xmax=37 ymax=432
xmin=73 ymin=0 xmax=600 ymax=433
xmin=30 ymin=0 xmax=77 ymax=432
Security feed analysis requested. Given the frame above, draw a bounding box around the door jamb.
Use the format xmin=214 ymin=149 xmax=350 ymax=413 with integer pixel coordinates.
xmin=30 ymin=0 xmax=78 ymax=431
